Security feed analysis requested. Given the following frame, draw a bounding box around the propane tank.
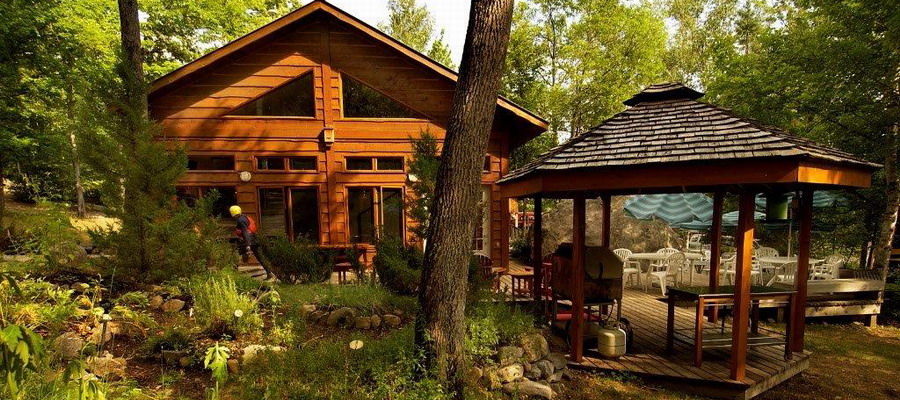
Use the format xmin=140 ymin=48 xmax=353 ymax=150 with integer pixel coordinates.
xmin=597 ymin=324 xmax=627 ymax=358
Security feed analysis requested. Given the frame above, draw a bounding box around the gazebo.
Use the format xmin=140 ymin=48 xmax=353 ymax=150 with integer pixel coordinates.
xmin=498 ymin=83 xmax=879 ymax=385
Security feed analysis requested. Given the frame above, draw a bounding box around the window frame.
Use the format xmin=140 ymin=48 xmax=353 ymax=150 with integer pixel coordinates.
xmin=254 ymin=155 xmax=320 ymax=172
xmin=222 ymin=70 xmax=318 ymax=119
xmin=337 ymin=72 xmax=429 ymax=121
xmin=345 ymin=185 xmax=407 ymax=244
xmin=343 ymin=156 xmax=407 ymax=173
xmin=186 ymin=154 xmax=237 ymax=171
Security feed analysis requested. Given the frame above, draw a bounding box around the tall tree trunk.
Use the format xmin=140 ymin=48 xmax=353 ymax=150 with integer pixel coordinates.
xmin=0 ymin=161 xmax=5 ymax=230
xmin=117 ymin=0 xmax=149 ymax=269
xmin=873 ymin=123 xmax=900 ymax=283
xmin=415 ymin=0 xmax=514 ymax=396
xmin=66 ymin=83 xmax=86 ymax=218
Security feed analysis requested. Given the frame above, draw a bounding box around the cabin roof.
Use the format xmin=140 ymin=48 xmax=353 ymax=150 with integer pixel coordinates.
xmin=499 ymin=82 xmax=879 ymax=186
xmin=148 ymin=0 xmax=548 ymax=134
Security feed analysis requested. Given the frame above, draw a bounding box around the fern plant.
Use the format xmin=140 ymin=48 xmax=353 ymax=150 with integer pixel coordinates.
xmin=203 ymin=342 xmax=231 ymax=400
xmin=0 ymin=324 xmax=45 ymax=400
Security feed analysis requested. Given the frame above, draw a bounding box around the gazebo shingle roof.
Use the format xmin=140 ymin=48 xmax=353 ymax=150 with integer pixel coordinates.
xmin=500 ymin=83 xmax=879 ymax=184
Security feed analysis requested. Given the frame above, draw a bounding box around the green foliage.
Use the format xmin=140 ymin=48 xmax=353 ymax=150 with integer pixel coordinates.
xmin=190 ymin=272 xmax=263 ymax=338
xmin=380 ymin=0 xmax=456 ymax=69
xmin=465 ymin=301 xmax=536 ymax=365
xmin=63 ymin=360 xmax=107 ymax=400
xmin=144 ymin=328 xmax=194 ymax=354
xmin=373 ymin=235 xmax=424 ymax=295
xmin=0 ymin=324 xmax=45 ymax=400
xmin=0 ymin=277 xmax=79 ymax=334
xmin=91 ymin=193 xmax=237 ymax=284
xmin=406 ymin=130 xmax=440 ymax=239
xmin=203 ymin=342 xmax=231 ymax=400
xmin=257 ymin=234 xmax=333 ymax=284
xmin=509 ymin=236 xmax=532 ymax=263
xmin=277 ymin=283 xmax=417 ymax=316
xmin=0 ymin=203 xmax=84 ymax=271
xmin=115 ymin=291 xmax=149 ymax=308
xmin=232 ymin=327 xmax=448 ymax=399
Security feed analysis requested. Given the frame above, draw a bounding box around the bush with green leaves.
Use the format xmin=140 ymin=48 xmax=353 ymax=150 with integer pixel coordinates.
xmin=1 ymin=324 xmax=45 ymax=400
xmin=257 ymin=235 xmax=332 ymax=284
xmin=465 ymin=301 xmax=537 ymax=365
xmin=0 ymin=277 xmax=79 ymax=334
xmin=277 ymin=283 xmax=416 ymax=316
xmin=90 ymin=192 xmax=237 ymax=284
xmin=373 ymin=235 xmax=423 ymax=295
xmin=190 ymin=272 xmax=263 ymax=338
xmin=0 ymin=203 xmax=85 ymax=272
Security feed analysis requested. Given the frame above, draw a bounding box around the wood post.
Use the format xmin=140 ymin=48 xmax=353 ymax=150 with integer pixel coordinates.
xmin=532 ymin=196 xmax=543 ymax=302
xmin=570 ymin=195 xmax=586 ymax=362
xmin=791 ymin=188 xmax=813 ymax=352
xmin=601 ymin=194 xmax=611 ymax=248
xmin=709 ymin=191 xmax=724 ymax=322
xmin=730 ymin=191 xmax=756 ymax=381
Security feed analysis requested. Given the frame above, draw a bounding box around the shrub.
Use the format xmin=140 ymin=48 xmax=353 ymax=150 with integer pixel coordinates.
xmin=465 ymin=301 xmax=537 ymax=365
xmin=190 ymin=273 xmax=262 ymax=338
xmin=373 ymin=235 xmax=423 ymax=295
xmin=144 ymin=328 xmax=194 ymax=354
xmin=257 ymin=235 xmax=332 ymax=284
xmin=510 ymin=236 xmax=532 ymax=263
xmin=277 ymin=283 xmax=416 ymax=315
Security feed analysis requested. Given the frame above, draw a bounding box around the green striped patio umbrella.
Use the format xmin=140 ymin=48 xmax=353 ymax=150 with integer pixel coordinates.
xmin=624 ymin=193 xmax=714 ymax=226
xmin=755 ymin=192 xmax=846 ymax=209
xmin=674 ymin=210 xmax=768 ymax=230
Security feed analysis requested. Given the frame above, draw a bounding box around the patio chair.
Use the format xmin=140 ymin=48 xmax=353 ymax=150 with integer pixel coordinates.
xmin=767 ymin=261 xmax=798 ymax=286
xmin=755 ymin=246 xmax=779 ymax=274
xmin=614 ymin=248 xmax=642 ymax=288
xmin=813 ymin=254 xmax=845 ymax=280
xmin=724 ymin=254 xmax=762 ymax=285
xmin=476 ymin=253 xmax=503 ymax=292
xmin=650 ymin=247 xmax=679 ymax=272
xmin=648 ymin=251 xmax=686 ymax=296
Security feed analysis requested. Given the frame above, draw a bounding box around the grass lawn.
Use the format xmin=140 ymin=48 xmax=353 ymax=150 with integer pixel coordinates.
xmin=560 ymin=322 xmax=900 ymax=400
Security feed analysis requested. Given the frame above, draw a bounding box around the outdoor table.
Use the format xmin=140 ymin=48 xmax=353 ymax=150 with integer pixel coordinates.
xmin=665 ymin=286 xmax=796 ymax=367
xmin=628 ymin=252 xmax=704 ymax=285
xmin=757 ymin=256 xmax=824 ymax=266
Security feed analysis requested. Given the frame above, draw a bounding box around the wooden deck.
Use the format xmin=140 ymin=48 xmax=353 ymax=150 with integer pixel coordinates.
xmin=565 ymin=288 xmax=809 ymax=400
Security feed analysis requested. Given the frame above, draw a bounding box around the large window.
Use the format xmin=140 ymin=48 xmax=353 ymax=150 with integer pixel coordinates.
xmin=341 ymin=74 xmax=425 ymax=119
xmin=230 ymin=73 xmax=315 ymax=117
xmin=348 ymin=187 xmax=405 ymax=243
xmin=291 ymin=188 xmax=319 ymax=241
xmin=258 ymin=188 xmax=287 ymax=236
xmin=345 ymin=157 xmax=405 ymax=171
xmin=188 ymin=155 xmax=235 ymax=171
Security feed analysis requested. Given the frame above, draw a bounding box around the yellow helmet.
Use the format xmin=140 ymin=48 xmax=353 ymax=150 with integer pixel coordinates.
xmin=229 ymin=205 xmax=242 ymax=217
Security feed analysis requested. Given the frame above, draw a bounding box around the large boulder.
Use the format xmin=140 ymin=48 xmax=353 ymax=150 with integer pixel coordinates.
xmin=354 ymin=316 xmax=371 ymax=330
xmin=520 ymin=333 xmax=550 ymax=362
xmin=86 ymin=352 xmax=127 ymax=381
xmin=498 ymin=346 xmax=524 ymax=366
xmin=161 ymin=299 xmax=185 ymax=313
xmin=326 ymin=307 xmax=357 ymax=327
xmin=495 ymin=363 xmax=524 ymax=383
xmin=242 ymin=344 xmax=285 ymax=365
xmin=503 ymin=379 xmax=555 ymax=399
xmin=533 ymin=359 xmax=555 ymax=380
xmin=53 ymin=332 xmax=84 ymax=360
xmin=546 ymin=353 xmax=567 ymax=370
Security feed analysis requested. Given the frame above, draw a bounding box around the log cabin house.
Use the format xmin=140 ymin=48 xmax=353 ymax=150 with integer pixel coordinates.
xmin=148 ymin=0 xmax=548 ymax=266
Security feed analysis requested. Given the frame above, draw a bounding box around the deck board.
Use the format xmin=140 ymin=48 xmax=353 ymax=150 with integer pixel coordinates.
xmin=564 ymin=288 xmax=809 ymax=399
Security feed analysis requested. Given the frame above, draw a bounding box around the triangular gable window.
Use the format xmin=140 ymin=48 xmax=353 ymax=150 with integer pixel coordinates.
xmin=230 ymin=73 xmax=315 ymax=117
xmin=341 ymin=74 xmax=425 ymax=119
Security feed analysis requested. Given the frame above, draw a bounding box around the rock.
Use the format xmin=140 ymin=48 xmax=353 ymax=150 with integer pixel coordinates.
xmin=89 ymin=325 xmax=113 ymax=345
xmin=546 ymin=353 xmax=567 ymax=370
xmin=466 ymin=366 xmax=483 ymax=385
xmin=227 ymin=359 xmax=240 ymax=374
xmin=498 ymin=346 xmax=524 ymax=366
xmin=382 ymin=314 xmax=401 ymax=328
xmin=496 ymin=363 xmax=524 ymax=383
xmin=161 ymin=350 xmax=190 ymax=366
xmin=326 ymin=307 xmax=357 ymax=327
xmin=161 ymin=299 xmax=185 ymax=313
xmin=86 ymin=352 xmax=127 ymax=381
xmin=308 ymin=310 xmax=326 ymax=321
xmin=534 ymin=360 xmax=555 ymax=379
xmin=370 ymin=315 xmax=382 ymax=329
xmin=547 ymin=371 xmax=564 ymax=383
xmin=242 ymin=344 xmax=285 ymax=365
xmin=149 ymin=295 xmax=164 ymax=310
xmin=71 ymin=283 xmax=91 ymax=292
xmin=525 ymin=367 xmax=542 ymax=381
xmin=354 ymin=316 xmax=371 ymax=330
xmin=300 ymin=304 xmax=316 ymax=315
xmin=502 ymin=379 xmax=555 ymax=399
xmin=178 ymin=357 xmax=192 ymax=368
xmin=481 ymin=366 xmax=501 ymax=390
xmin=53 ymin=332 xmax=84 ymax=359
xmin=520 ymin=332 xmax=550 ymax=362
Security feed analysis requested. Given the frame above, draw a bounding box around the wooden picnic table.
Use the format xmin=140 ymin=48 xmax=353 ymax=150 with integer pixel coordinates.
xmin=666 ymin=286 xmax=796 ymax=367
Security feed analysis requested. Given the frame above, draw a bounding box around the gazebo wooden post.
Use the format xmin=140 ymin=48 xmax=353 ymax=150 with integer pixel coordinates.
xmin=792 ymin=188 xmax=813 ymax=352
xmin=601 ymin=194 xmax=611 ymax=248
xmin=730 ymin=191 xmax=756 ymax=381
xmin=532 ymin=196 xmax=543 ymax=302
xmin=708 ymin=191 xmax=725 ymax=323
xmin=570 ymin=195 xmax=587 ymax=362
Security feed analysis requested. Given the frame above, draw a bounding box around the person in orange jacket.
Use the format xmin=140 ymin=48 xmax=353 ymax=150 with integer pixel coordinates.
xmin=229 ymin=205 xmax=272 ymax=280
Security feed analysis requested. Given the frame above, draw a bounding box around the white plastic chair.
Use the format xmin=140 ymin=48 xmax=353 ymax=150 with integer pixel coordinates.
xmin=755 ymin=246 xmax=779 ymax=274
xmin=813 ymin=254 xmax=845 ymax=280
xmin=649 ymin=252 xmax=686 ymax=296
xmin=614 ymin=248 xmax=642 ymax=288
xmin=767 ymin=261 xmax=798 ymax=286
xmin=725 ymin=254 xmax=763 ymax=285
xmin=650 ymin=247 xmax=679 ymax=272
